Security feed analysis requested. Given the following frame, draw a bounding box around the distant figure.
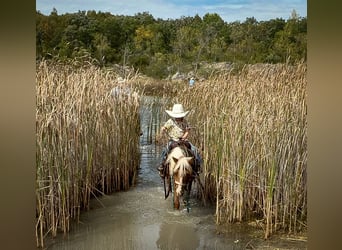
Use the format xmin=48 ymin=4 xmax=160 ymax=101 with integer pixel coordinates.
xmin=189 ymin=77 xmax=195 ymax=87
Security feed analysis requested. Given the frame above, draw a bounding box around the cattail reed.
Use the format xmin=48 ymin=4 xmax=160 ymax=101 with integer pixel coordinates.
xmin=36 ymin=60 xmax=141 ymax=247
xmin=171 ymin=63 xmax=307 ymax=239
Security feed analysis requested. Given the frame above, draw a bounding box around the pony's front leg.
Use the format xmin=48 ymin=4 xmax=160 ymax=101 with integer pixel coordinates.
xmin=173 ymin=182 xmax=180 ymax=209
xmin=185 ymin=181 xmax=192 ymax=212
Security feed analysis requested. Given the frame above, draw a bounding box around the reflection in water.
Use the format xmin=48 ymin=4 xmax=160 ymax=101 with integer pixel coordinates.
xmin=156 ymin=222 xmax=199 ymax=250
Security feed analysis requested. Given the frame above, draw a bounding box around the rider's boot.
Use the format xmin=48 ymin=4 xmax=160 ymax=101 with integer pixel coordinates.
xmin=158 ymin=147 xmax=169 ymax=178
xmin=158 ymin=160 xmax=166 ymax=178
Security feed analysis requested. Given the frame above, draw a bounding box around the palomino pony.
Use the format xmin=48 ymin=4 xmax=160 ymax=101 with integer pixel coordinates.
xmin=165 ymin=145 xmax=194 ymax=211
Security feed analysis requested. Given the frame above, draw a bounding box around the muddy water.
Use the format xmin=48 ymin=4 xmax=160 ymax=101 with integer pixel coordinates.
xmin=47 ymin=97 xmax=306 ymax=250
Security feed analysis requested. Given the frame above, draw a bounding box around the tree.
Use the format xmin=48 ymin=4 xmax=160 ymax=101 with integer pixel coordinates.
xmin=273 ymin=13 xmax=306 ymax=63
xmin=36 ymin=10 xmax=306 ymax=75
xmin=93 ymin=33 xmax=110 ymax=66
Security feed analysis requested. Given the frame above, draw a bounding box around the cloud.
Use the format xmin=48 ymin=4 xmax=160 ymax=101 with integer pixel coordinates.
xmin=36 ymin=0 xmax=307 ymax=22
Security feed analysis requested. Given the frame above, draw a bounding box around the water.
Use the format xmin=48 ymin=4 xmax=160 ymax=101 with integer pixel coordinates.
xmin=46 ymin=96 xmax=307 ymax=250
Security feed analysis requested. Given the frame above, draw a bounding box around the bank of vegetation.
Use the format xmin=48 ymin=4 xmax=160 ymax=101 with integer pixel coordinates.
xmin=36 ymin=61 xmax=141 ymax=248
xmin=37 ymin=10 xmax=306 ymax=79
xmin=172 ymin=62 xmax=307 ymax=239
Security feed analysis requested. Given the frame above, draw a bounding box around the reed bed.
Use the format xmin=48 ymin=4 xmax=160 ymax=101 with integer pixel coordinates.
xmin=36 ymin=60 xmax=141 ymax=247
xmin=171 ymin=63 xmax=307 ymax=239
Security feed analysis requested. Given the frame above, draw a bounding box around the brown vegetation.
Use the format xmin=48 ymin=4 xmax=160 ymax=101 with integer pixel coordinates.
xmin=177 ymin=63 xmax=307 ymax=239
xmin=36 ymin=60 xmax=141 ymax=247
xmin=36 ymin=60 xmax=307 ymax=246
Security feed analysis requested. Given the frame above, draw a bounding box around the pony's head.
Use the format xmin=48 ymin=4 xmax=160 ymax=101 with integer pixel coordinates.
xmin=166 ymin=147 xmax=194 ymax=196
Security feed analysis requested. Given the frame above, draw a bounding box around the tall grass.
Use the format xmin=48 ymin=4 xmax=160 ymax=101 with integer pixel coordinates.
xmin=174 ymin=63 xmax=307 ymax=238
xmin=36 ymin=60 xmax=141 ymax=247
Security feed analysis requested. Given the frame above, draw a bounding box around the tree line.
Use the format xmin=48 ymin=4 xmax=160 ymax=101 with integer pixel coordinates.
xmin=36 ymin=9 xmax=306 ymax=78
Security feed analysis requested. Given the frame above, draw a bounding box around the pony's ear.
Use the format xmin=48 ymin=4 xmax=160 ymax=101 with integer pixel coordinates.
xmin=185 ymin=157 xmax=194 ymax=165
xmin=172 ymin=156 xmax=178 ymax=163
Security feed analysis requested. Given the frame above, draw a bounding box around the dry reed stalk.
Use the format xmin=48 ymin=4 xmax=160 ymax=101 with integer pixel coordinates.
xmin=167 ymin=63 xmax=306 ymax=238
xmin=36 ymin=60 xmax=141 ymax=247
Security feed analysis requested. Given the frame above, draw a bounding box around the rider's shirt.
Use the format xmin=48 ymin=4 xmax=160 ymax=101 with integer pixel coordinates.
xmin=163 ymin=118 xmax=190 ymax=141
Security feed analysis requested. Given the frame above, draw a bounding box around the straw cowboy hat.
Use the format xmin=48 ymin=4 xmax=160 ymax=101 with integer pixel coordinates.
xmin=165 ymin=104 xmax=189 ymax=118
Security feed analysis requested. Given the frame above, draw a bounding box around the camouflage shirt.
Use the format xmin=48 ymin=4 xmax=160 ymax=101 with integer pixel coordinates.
xmin=163 ymin=118 xmax=190 ymax=141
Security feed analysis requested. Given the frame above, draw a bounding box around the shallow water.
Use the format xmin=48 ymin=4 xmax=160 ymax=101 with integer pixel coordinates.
xmin=46 ymin=97 xmax=307 ymax=250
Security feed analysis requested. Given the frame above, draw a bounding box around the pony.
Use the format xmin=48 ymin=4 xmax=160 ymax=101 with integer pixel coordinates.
xmin=164 ymin=145 xmax=194 ymax=211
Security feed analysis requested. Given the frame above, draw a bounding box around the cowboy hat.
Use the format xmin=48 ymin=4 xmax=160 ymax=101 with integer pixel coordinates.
xmin=165 ymin=104 xmax=189 ymax=118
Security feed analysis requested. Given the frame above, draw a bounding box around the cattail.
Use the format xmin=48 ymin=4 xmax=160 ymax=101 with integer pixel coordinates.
xmin=36 ymin=60 xmax=141 ymax=247
xmin=166 ymin=63 xmax=307 ymax=239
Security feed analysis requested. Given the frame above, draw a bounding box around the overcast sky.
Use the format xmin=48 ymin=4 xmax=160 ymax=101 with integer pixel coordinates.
xmin=36 ymin=0 xmax=307 ymax=22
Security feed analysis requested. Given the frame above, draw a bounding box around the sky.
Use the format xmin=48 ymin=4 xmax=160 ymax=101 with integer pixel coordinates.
xmin=36 ymin=0 xmax=307 ymax=22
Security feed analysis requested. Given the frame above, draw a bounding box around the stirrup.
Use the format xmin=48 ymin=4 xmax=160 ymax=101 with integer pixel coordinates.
xmin=157 ymin=164 xmax=165 ymax=178
xmin=157 ymin=165 xmax=164 ymax=171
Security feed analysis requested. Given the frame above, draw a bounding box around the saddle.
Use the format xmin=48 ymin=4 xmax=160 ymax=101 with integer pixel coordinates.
xmin=168 ymin=140 xmax=191 ymax=153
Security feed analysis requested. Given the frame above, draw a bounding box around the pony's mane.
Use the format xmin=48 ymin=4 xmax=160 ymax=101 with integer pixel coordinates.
xmin=166 ymin=147 xmax=193 ymax=176
xmin=166 ymin=147 xmax=183 ymax=162
xmin=175 ymin=160 xmax=192 ymax=177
